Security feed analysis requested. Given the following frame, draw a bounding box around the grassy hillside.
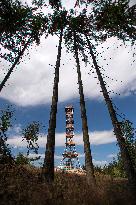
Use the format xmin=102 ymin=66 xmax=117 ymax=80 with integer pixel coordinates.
xmin=0 ymin=164 xmax=135 ymax=205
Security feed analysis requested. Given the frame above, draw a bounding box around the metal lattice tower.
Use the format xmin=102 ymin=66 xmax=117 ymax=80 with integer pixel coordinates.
xmin=59 ymin=105 xmax=81 ymax=170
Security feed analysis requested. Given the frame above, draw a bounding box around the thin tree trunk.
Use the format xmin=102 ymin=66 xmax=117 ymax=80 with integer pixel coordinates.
xmin=42 ymin=28 xmax=63 ymax=183
xmin=73 ymin=31 xmax=95 ymax=185
xmin=86 ymin=35 xmax=136 ymax=186
xmin=0 ymin=40 xmax=30 ymax=93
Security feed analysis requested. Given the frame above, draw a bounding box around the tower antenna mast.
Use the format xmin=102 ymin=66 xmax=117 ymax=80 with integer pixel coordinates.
xmin=60 ymin=105 xmax=81 ymax=170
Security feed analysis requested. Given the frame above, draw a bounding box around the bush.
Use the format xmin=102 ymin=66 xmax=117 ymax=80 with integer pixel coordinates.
xmin=16 ymin=153 xmax=30 ymax=165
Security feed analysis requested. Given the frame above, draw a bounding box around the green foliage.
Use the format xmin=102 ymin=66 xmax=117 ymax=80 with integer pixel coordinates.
xmin=73 ymin=1 xmax=136 ymax=44
xmin=0 ymin=106 xmax=14 ymax=164
xmin=99 ymin=120 xmax=136 ymax=178
xmin=74 ymin=0 xmax=95 ymax=7
xmin=93 ymin=0 xmax=136 ymax=43
xmin=93 ymin=158 xmax=126 ymax=178
xmin=16 ymin=152 xmax=40 ymax=165
xmin=64 ymin=15 xmax=89 ymax=65
xmin=0 ymin=0 xmax=48 ymax=63
xmin=0 ymin=107 xmax=13 ymax=133
xmin=22 ymin=121 xmax=41 ymax=156
xmin=0 ymin=0 xmax=30 ymax=61
xmin=0 ymin=0 xmax=31 ymax=35
xmin=120 ymin=120 xmax=135 ymax=143
xmin=16 ymin=152 xmax=30 ymax=165
xmin=30 ymin=13 xmax=48 ymax=44
xmin=120 ymin=120 xmax=136 ymax=168
xmin=1 ymin=0 xmax=135 ymax=65
xmin=49 ymin=0 xmax=62 ymax=10
xmin=48 ymin=9 xmax=68 ymax=34
xmin=32 ymin=0 xmax=62 ymax=10
xmin=0 ymin=106 xmax=42 ymax=165
xmin=32 ymin=0 xmax=45 ymax=7
xmin=102 ymin=158 xmax=126 ymax=178
xmin=94 ymin=165 xmax=103 ymax=173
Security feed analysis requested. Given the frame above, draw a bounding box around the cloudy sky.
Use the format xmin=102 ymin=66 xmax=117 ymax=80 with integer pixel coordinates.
xmin=0 ymin=0 xmax=136 ymax=167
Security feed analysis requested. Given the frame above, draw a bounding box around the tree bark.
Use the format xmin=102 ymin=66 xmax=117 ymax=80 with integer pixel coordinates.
xmin=0 ymin=40 xmax=30 ymax=93
xmin=73 ymin=31 xmax=95 ymax=185
xmin=86 ymin=35 xmax=136 ymax=186
xmin=42 ymin=28 xmax=63 ymax=183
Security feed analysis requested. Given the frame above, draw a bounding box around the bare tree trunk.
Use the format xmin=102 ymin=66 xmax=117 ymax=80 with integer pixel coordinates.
xmin=73 ymin=31 xmax=95 ymax=185
xmin=0 ymin=40 xmax=30 ymax=92
xmin=42 ymin=28 xmax=63 ymax=183
xmin=86 ymin=35 xmax=136 ymax=186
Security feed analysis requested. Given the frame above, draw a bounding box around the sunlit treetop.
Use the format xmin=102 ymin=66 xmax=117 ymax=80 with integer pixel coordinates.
xmin=32 ymin=0 xmax=62 ymax=10
xmin=0 ymin=0 xmax=135 ymax=64
xmin=73 ymin=0 xmax=136 ymax=43
xmin=0 ymin=0 xmax=48 ymax=63
xmin=49 ymin=0 xmax=62 ymax=10
xmin=48 ymin=9 xmax=68 ymax=34
xmin=63 ymin=14 xmax=90 ymax=65
xmin=93 ymin=0 xmax=136 ymax=43
xmin=74 ymin=0 xmax=96 ymax=7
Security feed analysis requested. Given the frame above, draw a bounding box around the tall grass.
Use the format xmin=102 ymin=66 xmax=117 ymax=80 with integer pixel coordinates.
xmin=0 ymin=164 xmax=135 ymax=205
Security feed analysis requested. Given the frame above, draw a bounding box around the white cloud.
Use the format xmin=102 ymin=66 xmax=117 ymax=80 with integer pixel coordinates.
xmin=26 ymin=153 xmax=45 ymax=159
xmin=16 ymin=153 xmax=63 ymax=160
xmin=8 ymin=124 xmax=22 ymax=134
xmin=107 ymin=153 xmax=117 ymax=159
xmin=129 ymin=0 xmax=136 ymax=7
xmin=86 ymin=130 xmax=116 ymax=145
xmin=8 ymin=136 xmax=27 ymax=147
xmin=54 ymin=155 xmax=63 ymax=160
xmin=27 ymin=153 xmax=56 ymax=160
xmin=7 ymin=129 xmax=116 ymax=148
xmin=78 ymin=153 xmax=85 ymax=158
xmin=1 ymin=24 xmax=136 ymax=107
xmin=93 ymin=159 xmax=108 ymax=167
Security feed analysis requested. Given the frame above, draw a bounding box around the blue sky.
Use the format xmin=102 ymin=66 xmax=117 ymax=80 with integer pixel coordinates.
xmin=0 ymin=0 xmax=136 ymax=167
xmin=0 ymin=93 xmax=135 ymax=167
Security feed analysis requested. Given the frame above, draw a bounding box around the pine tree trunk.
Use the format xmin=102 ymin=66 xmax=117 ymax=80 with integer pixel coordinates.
xmin=0 ymin=40 xmax=30 ymax=92
xmin=42 ymin=28 xmax=63 ymax=183
xmin=86 ymin=35 xmax=136 ymax=186
xmin=73 ymin=31 xmax=95 ymax=185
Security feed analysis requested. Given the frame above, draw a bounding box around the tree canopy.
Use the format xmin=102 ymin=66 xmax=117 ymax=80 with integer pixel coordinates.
xmin=0 ymin=0 xmax=48 ymax=63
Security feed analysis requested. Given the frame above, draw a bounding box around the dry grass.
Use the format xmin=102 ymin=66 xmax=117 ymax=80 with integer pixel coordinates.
xmin=0 ymin=164 xmax=135 ymax=205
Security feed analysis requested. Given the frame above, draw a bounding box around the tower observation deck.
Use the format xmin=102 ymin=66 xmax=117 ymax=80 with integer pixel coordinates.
xmin=59 ymin=105 xmax=81 ymax=171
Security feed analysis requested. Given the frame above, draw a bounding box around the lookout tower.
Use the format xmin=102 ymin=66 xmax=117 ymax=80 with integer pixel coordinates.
xmin=59 ymin=105 xmax=81 ymax=170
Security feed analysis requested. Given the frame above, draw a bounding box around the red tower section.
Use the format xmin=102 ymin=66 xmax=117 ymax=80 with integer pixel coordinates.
xmin=59 ymin=105 xmax=81 ymax=170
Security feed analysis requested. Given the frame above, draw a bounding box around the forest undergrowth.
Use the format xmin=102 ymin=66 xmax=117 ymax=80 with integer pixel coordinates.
xmin=0 ymin=164 xmax=135 ymax=205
